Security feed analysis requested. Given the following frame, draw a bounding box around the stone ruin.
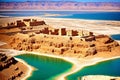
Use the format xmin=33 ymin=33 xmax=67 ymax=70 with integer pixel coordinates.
xmin=50 ymin=29 xmax=59 ymax=35
xmin=34 ymin=26 xmax=93 ymax=37
xmin=71 ymin=30 xmax=78 ymax=36
xmin=23 ymin=19 xmax=31 ymax=22
xmin=1 ymin=18 xmax=93 ymax=38
xmin=41 ymin=27 xmax=49 ymax=34
xmin=30 ymin=19 xmax=46 ymax=26
xmin=61 ymin=28 xmax=67 ymax=35
xmin=17 ymin=20 xmax=26 ymax=27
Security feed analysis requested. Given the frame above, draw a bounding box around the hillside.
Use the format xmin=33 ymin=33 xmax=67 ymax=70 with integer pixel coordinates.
xmin=0 ymin=52 xmax=29 ymax=80
xmin=0 ymin=18 xmax=120 ymax=58
xmin=0 ymin=2 xmax=120 ymax=10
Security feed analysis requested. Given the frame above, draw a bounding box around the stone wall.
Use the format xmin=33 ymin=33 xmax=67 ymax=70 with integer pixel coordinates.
xmin=30 ymin=21 xmax=45 ymax=26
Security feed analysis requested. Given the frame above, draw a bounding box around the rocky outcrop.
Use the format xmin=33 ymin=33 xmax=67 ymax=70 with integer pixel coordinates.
xmin=95 ymin=35 xmax=114 ymax=44
xmin=0 ymin=54 xmax=18 ymax=71
xmin=0 ymin=52 xmax=27 ymax=80
xmin=85 ymin=47 xmax=97 ymax=57
xmin=7 ymin=33 xmax=120 ymax=58
xmin=95 ymin=35 xmax=119 ymax=52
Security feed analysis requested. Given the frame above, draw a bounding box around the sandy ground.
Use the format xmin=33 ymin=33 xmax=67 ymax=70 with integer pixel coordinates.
xmin=0 ymin=16 xmax=120 ymax=35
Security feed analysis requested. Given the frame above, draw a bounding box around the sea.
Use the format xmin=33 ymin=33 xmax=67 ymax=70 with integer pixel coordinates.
xmin=0 ymin=11 xmax=120 ymax=21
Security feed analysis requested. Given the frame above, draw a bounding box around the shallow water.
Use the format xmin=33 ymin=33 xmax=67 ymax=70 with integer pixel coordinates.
xmin=66 ymin=58 xmax=120 ymax=80
xmin=15 ymin=54 xmax=73 ymax=80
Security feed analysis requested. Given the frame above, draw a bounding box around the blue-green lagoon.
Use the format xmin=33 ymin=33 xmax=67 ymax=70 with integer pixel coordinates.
xmin=15 ymin=54 xmax=73 ymax=80
xmin=66 ymin=58 xmax=120 ymax=80
xmin=15 ymin=54 xmax=120 ymax=80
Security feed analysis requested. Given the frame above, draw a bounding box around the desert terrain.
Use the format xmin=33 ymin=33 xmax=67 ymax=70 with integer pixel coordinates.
xmin=0 ymin=17 xmax=120 ymax=80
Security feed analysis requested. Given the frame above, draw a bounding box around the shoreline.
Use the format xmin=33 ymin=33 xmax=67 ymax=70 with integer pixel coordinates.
xmin=14 ymin=58 xmax=34 ymax=80
xmin=1 ymin=48 xmax=120 ymax=80
xmin=57 ymin=56 xmax=120 ymax=80
xmin=1 ymin=15 xmax=120 ymax=22
xmin=5 ymin=50 xmax=77 ymax=80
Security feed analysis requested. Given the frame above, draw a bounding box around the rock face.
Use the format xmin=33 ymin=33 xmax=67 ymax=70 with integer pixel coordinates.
xmin=86 ymin=47 xmax=97 ymax=57
xmin=7 ymin=33 xmax=120 ymax=58
xmin=0 ymin=19 xmax=120 ymax=58
xmin=0 ymin=2 xmax=120 ymax=10
xmin=0 ymin=52 xmax=27 ymax=80
xmin=0 ymin=53 xmax=18 ymax=71
xmin=95 ymin=35 xmax=119 ymax=52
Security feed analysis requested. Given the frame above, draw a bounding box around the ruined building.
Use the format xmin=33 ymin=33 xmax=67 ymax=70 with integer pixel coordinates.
xmin=71 ymin=30 xmax=78 ymax=36
xmin=60 ymin=28 xmax=67 ymax=35
xmin=50 ymin=29 xmax=59 ymax=35
xmin=17 ymin=20 xmax=26 ymax=27
xmin=30 ymin=20 xmax=46 ymax=26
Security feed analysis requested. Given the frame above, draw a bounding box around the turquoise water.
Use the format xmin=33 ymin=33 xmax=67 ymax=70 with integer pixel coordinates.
xmin=15 ymin=54 xmax=120 ymax=80
xmin=56 ymin=12 xmax=120 ymax=21
xmin=0 ymin=11 xmax=120 ymax=21
xmin=111 ymin=34 xmax=120 ymax=40
xmin=66 ymin=58 xmax=120 ymax=80
xmin=15 ymin=54 xmax=73 ymax=80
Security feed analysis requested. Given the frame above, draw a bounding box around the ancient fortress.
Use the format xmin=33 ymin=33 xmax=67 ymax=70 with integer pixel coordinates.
xmin=5 ymin=18 xmax=93 ymax=37
xmin=0 ymin=19 xmax=120 ymax=57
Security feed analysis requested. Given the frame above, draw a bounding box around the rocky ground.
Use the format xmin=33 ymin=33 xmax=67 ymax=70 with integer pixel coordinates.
xmin=0 ymin=52 xmax=28 ymax=80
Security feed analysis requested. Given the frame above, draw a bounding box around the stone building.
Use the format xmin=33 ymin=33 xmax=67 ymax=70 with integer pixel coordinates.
xmin=30 ymin=20 xmax=45 ymax=26
xmin=71 ymin=30 xmax=78 ymax=36
xmin=23 ymin=19 xmax=31 ymax=22
xmin=17 ymin=20 xmax=26 ymax=27
xmin=42 ymin=27 xmax=49 ymax=34
xmin=60 ymin=28 xmax=67 ymax=35
xmin=50 ymin=29 xmax=59 ymax=35
xmin=7 ymin=22 xmax=16 ymax=28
